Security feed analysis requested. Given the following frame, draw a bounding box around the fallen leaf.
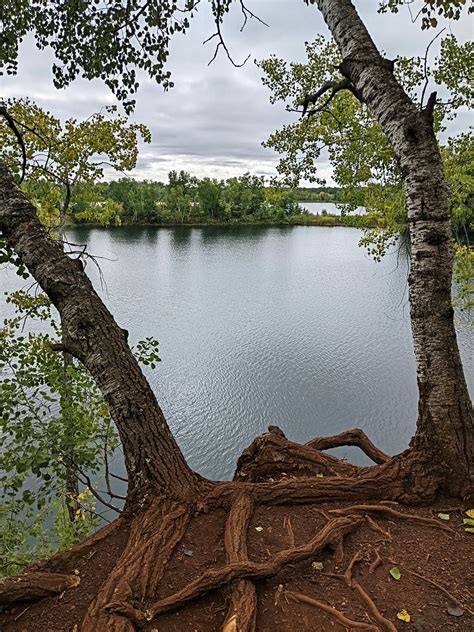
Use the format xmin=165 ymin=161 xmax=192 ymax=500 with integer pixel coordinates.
xmin=465 ymin=527 xmax=474 ymax=533
xmin=463 ymin=518 xmax=474 ymax=526
xmin=311 ymin=561 xmax=323 ymax=570
xmin=465 ymin=509 xmax=474 ymax=519
xmin=437 ymin=513 xmax=450 ymax=521
xmin=397 ymin=609 xmax=411 ymax=623
xmin=255 ymin=526 xmax=264 ymax=532
xmin=389 ymin=567 xmax=401 ymax=581
xmin=447 ymin=604 xmax=464 ymax=617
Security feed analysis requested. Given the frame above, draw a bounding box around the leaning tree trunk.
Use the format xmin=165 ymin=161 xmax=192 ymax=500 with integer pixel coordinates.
xmin=316 ymin=0 xmax=473 ymax=496
xmin=0 ymin=160 xmax=201 ymax=508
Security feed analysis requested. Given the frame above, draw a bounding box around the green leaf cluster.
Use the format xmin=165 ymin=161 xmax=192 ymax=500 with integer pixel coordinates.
xmin=379 ymin=0 xmax=472 ymax=30
xmin=0 ymin=290 xmax=163 ymax=574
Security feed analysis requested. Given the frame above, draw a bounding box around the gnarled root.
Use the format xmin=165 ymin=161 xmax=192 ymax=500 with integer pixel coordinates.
xmin=0 ymin=572 xmax=80 ymax=605
xmin=222 ymin=491 xmax=257 ymax=632
xmin=234 ymin=426 xmax=360 ymax=482
xmin=306 ymin=428 xmax=390 ymax=464
xmin=105 ymin=514 xmax=364 ymax=627
xmin=81 ymin=497 xmax=191 ymax=632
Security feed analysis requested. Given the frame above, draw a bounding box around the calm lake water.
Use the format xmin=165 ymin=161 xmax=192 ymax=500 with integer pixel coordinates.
xmin=1 ymin=225 xmax=472 ymax=480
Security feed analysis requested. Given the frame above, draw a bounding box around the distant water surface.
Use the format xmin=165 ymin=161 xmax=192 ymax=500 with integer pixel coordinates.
xmin=1 ymin=225 xmax=471 ymax=480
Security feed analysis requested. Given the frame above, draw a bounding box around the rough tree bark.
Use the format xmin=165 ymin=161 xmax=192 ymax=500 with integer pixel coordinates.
xmin=315 ymin=0 xmax=473 ymax=496
xmin=0 ymin=160 xmax=201 ymax=508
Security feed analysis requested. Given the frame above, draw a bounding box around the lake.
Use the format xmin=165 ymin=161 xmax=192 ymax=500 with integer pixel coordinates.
xmin=1 ymin=225 xmax=472 ymax=480
xmin=299 ymin=201 xmax=340 ymax=215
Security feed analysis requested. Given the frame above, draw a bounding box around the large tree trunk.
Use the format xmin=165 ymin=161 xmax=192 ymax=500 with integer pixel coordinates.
xmin=316 ymin=0 xmax=473 ymax=496
xmin=0 ymin=160 xmax=201 ymax=508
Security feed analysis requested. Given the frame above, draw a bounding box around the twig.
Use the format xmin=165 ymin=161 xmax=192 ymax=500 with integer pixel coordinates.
xmin=283 ymin=515 xmax=295 ymax=548
xmin=420 ymin=27 xmax=446 ymax=109
xmin=14 ymin=606 xmax=30 ymax=621
xmin=0 ymin=105 xmax=27 ymax=183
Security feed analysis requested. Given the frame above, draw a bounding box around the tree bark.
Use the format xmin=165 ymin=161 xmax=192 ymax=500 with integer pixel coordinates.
xmin=0 ymin=160 xmax=200 ymax=507
xmin=315 ymin=0 xmax=473 ymax=496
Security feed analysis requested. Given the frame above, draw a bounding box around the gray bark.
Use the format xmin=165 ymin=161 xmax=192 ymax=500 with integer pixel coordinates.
xmin=316 ymin=0 xmax=473 ymax=495
xmin=0 ymin=161 xmax=200 ymax=506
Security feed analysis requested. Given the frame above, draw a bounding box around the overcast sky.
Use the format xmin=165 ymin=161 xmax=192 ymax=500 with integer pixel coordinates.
xmin=1 ymin=1 xmax=471 ymax=184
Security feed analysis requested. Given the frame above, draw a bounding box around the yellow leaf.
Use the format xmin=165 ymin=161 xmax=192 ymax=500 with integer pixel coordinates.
xmin=465 ymin=509 xmax=474 ymax=519
xmin=397 ymin=610 xmax=411 ymax=623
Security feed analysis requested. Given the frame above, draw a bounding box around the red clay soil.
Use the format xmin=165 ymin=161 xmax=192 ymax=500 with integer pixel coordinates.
xmin=0 ymin=499 xmax=472 ymax=631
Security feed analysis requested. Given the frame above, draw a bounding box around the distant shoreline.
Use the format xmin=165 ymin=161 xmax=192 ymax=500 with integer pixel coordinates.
xmin=70 ymin=214 xmax=367 ymax=230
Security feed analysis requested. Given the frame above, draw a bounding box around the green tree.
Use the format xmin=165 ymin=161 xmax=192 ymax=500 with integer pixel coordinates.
xmin=164 ymin=170 xmax=197 ymax=223
xmin=0 ymin=98 xmax=151 ymax=231
xmin=196 ymin=177 xmax=224 ymax=219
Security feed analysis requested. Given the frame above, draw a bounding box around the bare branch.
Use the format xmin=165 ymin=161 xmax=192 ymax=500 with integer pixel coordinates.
xmin=205 ymin=0 xmax=265 ymax=67
xmin=239 ymin=0 xmax=269 ymax=32
xmin=301 ymin=78 xmax=353 ymax=117
xmin=0 ymin=105 xmax=27 ymax=184
xmin=420 ymin=27 xmax=446 ymax=110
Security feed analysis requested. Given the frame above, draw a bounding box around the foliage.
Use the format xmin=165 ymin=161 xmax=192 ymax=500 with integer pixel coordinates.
xmin=0 ymin=98 xmax=150 ymax=229
xmin=0 ymin=0 xmax=248 ymax=112
xmin=379 ymin=0 xmax=472 ymax=30
xmin=258 ymin=34 xmax=473 ymax=257
xmin=453 ymin=245 xmax=474 ymax=316
xmin=0 ymin=290 xmax=161 ymax=575
xmin=98 ymin=172 xmax=307 ymax=225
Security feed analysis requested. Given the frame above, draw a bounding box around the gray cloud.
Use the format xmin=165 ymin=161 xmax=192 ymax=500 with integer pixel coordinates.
xmin=0 ymin=1 xmax=470 ymax=184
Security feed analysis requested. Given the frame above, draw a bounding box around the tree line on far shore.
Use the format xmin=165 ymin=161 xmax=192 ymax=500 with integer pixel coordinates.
xmin=69 ymin=173 xmax=345 ymax=226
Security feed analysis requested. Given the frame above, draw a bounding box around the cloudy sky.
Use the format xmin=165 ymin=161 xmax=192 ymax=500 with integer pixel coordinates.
xmin=1 ymin=0 xmax=471 ymax=184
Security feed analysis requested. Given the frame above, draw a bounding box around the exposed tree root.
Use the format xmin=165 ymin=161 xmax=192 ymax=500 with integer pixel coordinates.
xmin=208 ymin=447 xmax=442 ymax=509
xmin=343 ymin=552 xmax=397 ymax=632
xmin=306 ymin=428 xmax=390 ymax=464
xmin=351 ymin=581 xmax=397 ymax=632
xmin=105 ymin=515 xmax=363 ymax=627
xmin=343 ymin=551 xmax=364 ymax=586
xmin=221 ymin=491 xmax=257 ymax=632
xmin=368 ymin=548 xmax=382 ymax=574
xmin=329 ymin=504 xmax=454 ymax=532
xmin=0 ymin=572 xmax=80 ymax=605
xmin=0 ymin=433 xmax=455 ymax=631
xmin=365 ymin=515 xmax=391 ymax=540
xmin=234 ymin=426 xmax=360 ymax=482
xmin=81 ymin=498 xmax=191 ymax=631
xmin=284 ymin=590 xmax=379 ymax=631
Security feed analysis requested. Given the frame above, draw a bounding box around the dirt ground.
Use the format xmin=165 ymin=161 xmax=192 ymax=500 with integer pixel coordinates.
xmin=1 ymin=498 xmax=472 ymax=631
